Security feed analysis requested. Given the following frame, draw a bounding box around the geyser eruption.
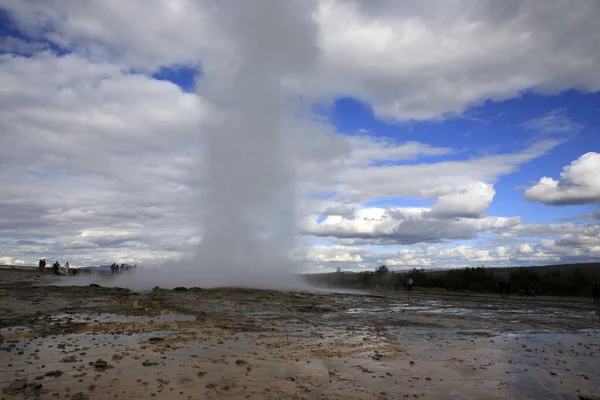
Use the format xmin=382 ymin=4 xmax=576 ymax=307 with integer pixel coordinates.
xmin=190 ymin=1 xmax=319 ymax=288
xmin=72 ymin=1 xmax=320 ymax=291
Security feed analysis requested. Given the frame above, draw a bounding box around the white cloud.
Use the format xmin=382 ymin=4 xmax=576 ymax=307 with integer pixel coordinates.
xmin=0 ymin=256 xmax=26 ymax=265
xmin=431 ymin=182 xmax=495 ymax=218
xmin=0 ymin=0 xmax=218 ymax=71
xmin=524 ymin=152 xmax=600 ymax=205
xmin=0 ymin=52 xmax=206 ymax=264
xmin=520 ymin=109 xmax=583 ymax=135
xmin=296 ymin=230 xmax=600 ymax=272
xmin=518 ymin=244 xmax=534 ymax=254
xmin=320 ymin=139 xmax=558 ymax=204
xmin=293 ymin=245 xmax=367 ymax=264
xmin=4 ymin=1 xmax=600 ymax=121
xmin=344 ymin=137 xmax=453 ymax=166
xmin=304 ymin=0 xmax=600 ymax=120
xmin=300 ymin=205 xmax=521 ymax=246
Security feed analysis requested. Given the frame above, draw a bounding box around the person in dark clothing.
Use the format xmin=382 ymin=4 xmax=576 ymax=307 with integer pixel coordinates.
xmin=52 ymin=261 xmax=61 ymax=275
xmin=592 ymin=282 xmax=599 ymax=303
xmin=38 ymin=259 xmax=46 ymax=273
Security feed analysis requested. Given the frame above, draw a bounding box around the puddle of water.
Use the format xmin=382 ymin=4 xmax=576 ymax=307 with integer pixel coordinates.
xmin=343 ymin=298 xmax=598 ymax=322
xmin=0 ymin=326 xmax=32 ymax=335
xmin=47 ymin=313 xmax=196 ymax=324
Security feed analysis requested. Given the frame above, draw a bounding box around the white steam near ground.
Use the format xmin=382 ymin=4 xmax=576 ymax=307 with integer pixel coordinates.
xmin=62 ymin=1 xmax=322 ymax=291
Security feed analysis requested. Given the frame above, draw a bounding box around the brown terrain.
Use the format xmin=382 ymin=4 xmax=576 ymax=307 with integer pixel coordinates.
xmin=1 ymin=270 xmax=599 ymax=400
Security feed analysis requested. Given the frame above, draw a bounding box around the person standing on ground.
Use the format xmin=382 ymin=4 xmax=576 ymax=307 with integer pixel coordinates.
xmin=52 ymin=261 xmax=61 ymax=275
xmin=38 ymin=259 xmax=46 ymax=273
xmin=592 ymin=281 xmax=599 ymax=303
xmin=407 ymin=277 xmax=414 ymax=291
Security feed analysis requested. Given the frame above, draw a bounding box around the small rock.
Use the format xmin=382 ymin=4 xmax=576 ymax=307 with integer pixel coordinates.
xmin=93 ymin=359 xmax=108 ymax=368
xmin=142 ymin=360 xmax=159 ymax=367
xmin=5 ymin=379 xmax=27 ymax=393
xmin=61 ymin=356 xmax=77 ymax=363
xmin=44 ymin=370 xmax=63 ymax=377
xmin=148 ymin=337 xmax=164 ymax=343
xmin=72 ymin=392 xmax=90 ymax=400
xmin=89 ymin=284 xmax=101 ymax=288
xmin=173 ymin=287 xmax=188 ymax=292
xmin=112 ymin=354 xmax=123 ymax=361
xmin=197 ymin=372 xmax=207 ymax=378
xmin=286 ymin=377 xmax=296 ymax=381
xmin=235 ymin=359 xmax=247 ymax=365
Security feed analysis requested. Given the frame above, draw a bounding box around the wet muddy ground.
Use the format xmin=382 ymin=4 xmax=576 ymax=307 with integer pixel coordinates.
xmin=1 ymin=270 xmax=600 ymax=399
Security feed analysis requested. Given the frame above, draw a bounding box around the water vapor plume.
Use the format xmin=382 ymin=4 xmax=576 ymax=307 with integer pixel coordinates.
xmin=66 ymin=1 xmax=322 ymax=291
xmin=187 ymin=0 xmax=320 ymax=288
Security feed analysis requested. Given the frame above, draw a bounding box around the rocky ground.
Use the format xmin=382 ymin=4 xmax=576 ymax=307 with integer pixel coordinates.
xmin=1 ymin=270 xmax=600 ymax=399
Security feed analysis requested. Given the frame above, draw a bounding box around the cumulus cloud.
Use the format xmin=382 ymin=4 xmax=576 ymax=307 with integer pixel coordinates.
xmin=3 ymin=0 xmax=600 ymax=121
xmin=304 ymin=0 xmax=600 ymax=121
xmin=0 ymin=52 xmax=205 ymax=265
xmin=0 ymin=0 xmax=218 ymax=70
xmin=524 ymin=152 xmax=600 ymax=205
xmin=300 ymin=139 xmax=559 ymax=205
xmin=430 ymin=182 xmax=495 ymax=218
xmin=300 ymin=205 xmax=521 ymax=246
xmin=297 ymin=230 xmax=600 ymax=272
xmin=293 ymin=245 xmax=368 ymax=264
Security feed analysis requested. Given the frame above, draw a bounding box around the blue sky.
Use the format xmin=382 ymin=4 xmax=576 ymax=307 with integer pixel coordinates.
xmin=0 ymin=0 xmax=599 ymax=272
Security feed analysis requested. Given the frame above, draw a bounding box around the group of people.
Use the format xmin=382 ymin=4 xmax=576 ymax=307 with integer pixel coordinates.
xmin=498 ymin=278 xmax=511 ymax=297
xmin=110 ymin=263 xmax=135 ymax=274
xmin=38 ymin=259 xmax=137 ymax=275
xmin=38 ymin=259 xmax=76 ymax=276
xmin=393 ymin=277 xmax=415 ymax=291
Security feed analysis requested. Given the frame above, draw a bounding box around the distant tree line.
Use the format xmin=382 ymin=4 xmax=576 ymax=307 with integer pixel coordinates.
xmin=304 ymin=264 xmax=600 ymax=297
